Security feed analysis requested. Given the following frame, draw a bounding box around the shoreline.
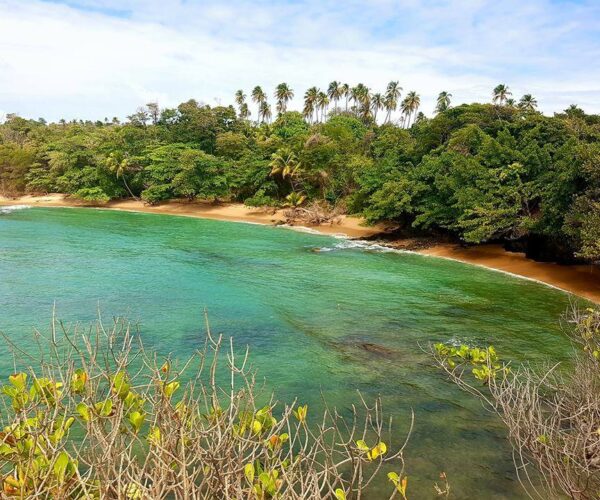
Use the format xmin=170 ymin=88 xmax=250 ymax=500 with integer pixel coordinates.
xmin=1 ymin=194 xmax=599 ymax=304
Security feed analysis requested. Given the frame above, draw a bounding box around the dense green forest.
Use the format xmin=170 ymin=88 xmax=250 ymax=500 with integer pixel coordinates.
xmin=1 ymin=83 xmax=598 ymax=263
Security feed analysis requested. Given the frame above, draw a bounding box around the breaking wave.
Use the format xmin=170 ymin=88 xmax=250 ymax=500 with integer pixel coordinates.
xmin=313 ymin=239 xmax=401 ymax=253
xmin=0 ymin=205 xmax=31 ymax=215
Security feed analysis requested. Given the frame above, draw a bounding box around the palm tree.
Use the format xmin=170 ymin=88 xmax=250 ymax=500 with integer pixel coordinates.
xmin=317 ymin=91 xmax=330 ymax=122
xmin=492 ymin=84 xmax=511 ymax=105
xmin=234 ymin=90 xmax=247 ymax=119
xmin=269 ymin=149 xmax=301 ymax=192
xmin=350 ymin=85 xmax=360 ymax=111
xmin=518 ymin=94 xmax=538 ymax=112
xmin=402 ymin=91 xmax=420 ymax=128
xmin=384 ymin=81 xmax=402 ymax=123
xmin=240 ymin=103 xmax=250 ymax=120
xmin=341 ymin=83 xmax=350 ymax=111
xmin=400 ymin=98 xmax=410 ymax=127
xmin=284 ymin=191 xmax=306 ymax=207
xmin=505 ymin=98 xmax=516 ymax=108
xmin=327 ymin=81 xmax=343 ymax=111
xmin=106 ymin=153 xmax=138 ymax=200
xmin=350 ymin=84 xmax=370 ymax=119
xmin=371 ymin=93 xmax=384 ymax=123
xmin=435 ymin=91 xmax=452 ymax=113
xmin=251 ymin=86 xmax=266 ymax=121
xmin=304 ymin=87 xmax=319 ymax=124
xmin=274 ymin=83 xmax=294 ymax=116
xmin=259 ymin=101 xmax=272 ymax=124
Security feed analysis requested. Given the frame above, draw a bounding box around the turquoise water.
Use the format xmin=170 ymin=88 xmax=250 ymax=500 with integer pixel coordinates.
xmin=0 ymin=207 xmax=579 ymax=498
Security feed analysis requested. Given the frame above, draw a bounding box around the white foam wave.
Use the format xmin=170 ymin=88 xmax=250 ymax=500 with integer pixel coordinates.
xmin=315 ymin=239 xmax=398 ymax=253
xmin=0 ymin=205 xmax=31 ymax=215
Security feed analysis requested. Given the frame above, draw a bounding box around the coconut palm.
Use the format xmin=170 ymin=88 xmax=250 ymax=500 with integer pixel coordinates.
xmin=505 ymin=98 xmax=516 ymax=108
xmin=234 ymin=90 xmax=246 ymax=107
xmin=435 ymin=91 xmax=452 ymax=113
xmin=350 ymin=84 xmax=370 ymax=119
xmin=492 ymin=84 xmax=511 ymax=105
xmin=251 ymin=86 xmax=267 ymax=121
xmin=384 ymin=81 xmax=402 ymax=123
xmin=239 ymin=103 xmax=250 ymax=120
xmin=274 ymin=83 xmax=294 ymax=116
xmin=303 ymin=87 xmax=319 ymax=124
xmin=341 ymin=83 xmax=350 ymax=111
xmin=106 ymin=153 xmax=139 ymax=200
xmin=234 ymin=90 xmax=248 ymax=119
xmin=371 ymin=93 xmax=384 ymax=123
xmin=518 ymin=94 xmax=538 ymax=112
xmin=259 ymin=101 xmax=272 ymax=124
xmin=269 ymin=149 xmax=302 ymax=192
xmin=317 ymin=92 xmax=330 ymax=122
xmin=327 ymin=81 xmax=343 ymax=111
xmin=285 ymin=191 xmax=307 ymax=207
xmin=400 ymin=98 xmax=410 ymax=127
xmin=357 ymin=84 xmax=371 ymax=120
xmin=303 ymin=101 xmax=314 ymax=123
xmin=402 ymin=91 xmax=420 ymax=128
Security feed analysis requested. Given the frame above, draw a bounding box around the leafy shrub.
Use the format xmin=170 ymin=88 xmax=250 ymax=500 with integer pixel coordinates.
xmin=433 ymin=306 xmax=600 ymax=499
xmin=244 ymin=189 xmax=279 ymax=208
xmin=73 ymin=187 xmax=110 ymax=204
xmin=0 ymin=315 xmax=412 ymax=498
xmin=141 ymin=184 xmax=171 ymax=205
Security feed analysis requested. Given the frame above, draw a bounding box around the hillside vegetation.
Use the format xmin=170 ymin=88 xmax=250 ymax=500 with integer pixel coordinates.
xmin=1 ymin=86 xmax=598 ymax=262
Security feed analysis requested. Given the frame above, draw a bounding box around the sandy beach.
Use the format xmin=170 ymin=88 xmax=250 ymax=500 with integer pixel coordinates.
xmin=1 ymin=194 xmax=599 ymax=303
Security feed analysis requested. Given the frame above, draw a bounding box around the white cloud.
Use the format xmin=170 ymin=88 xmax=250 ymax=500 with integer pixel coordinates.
xmin=0 ymin=0 xmax=598 ymax=121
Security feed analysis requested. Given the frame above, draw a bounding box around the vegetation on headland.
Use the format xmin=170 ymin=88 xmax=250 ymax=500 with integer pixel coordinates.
xmin=1 ymin=82 xmax=599 ymax=262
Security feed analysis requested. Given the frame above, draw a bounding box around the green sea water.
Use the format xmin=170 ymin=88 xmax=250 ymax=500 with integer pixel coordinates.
xmin=0 ymin=206 xmax=580 ymax=498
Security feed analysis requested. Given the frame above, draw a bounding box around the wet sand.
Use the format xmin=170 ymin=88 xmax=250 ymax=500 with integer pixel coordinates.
xmin=421 ymin=243 xmax=600 ymax=304
xmin=1 ymin=194 xmax=598 ymax=303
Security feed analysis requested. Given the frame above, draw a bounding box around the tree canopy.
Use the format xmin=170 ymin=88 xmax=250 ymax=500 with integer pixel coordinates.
xmin=1 ymin=86 xmax=599 ymax=263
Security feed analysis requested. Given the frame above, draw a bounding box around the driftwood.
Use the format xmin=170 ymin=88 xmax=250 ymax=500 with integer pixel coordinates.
xmin=284 ymin=201 xmax=344 ymax=226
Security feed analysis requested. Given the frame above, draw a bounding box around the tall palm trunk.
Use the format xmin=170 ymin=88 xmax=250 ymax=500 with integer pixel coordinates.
xmin=122 ymin=175 xmax=138 ymax=201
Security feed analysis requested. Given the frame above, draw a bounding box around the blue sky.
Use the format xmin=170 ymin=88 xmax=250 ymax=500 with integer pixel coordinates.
xmin=0 ymin=0 xmax=599 ymax=122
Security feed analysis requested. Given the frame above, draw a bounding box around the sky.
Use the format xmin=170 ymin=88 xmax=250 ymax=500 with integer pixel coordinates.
xmin=0 ymin=0 xmax=599 ymax=122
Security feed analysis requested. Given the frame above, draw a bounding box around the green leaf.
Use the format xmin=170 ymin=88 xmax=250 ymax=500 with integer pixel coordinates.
xmin=112 ymin=371 xmax=130 ymax=400
xmin=76 ymin=402 xmax=91 ymax=422
xmin=8 ymin=373 xmax=27 ymax=391
xmin=128 ymin=411 xmax=146 ymax=433
xmin=356 ymin=439 xmax=369 ymax=452
xmin=70 ymin=368 xmax=88 ymax=394
xmin=94 ymin=399 xmax=113 ymax=417
xmin=147 ymin=426 xmax=161 ymax=446
xmin=244 ymin=463 xmax=255 ymax=484
xmin=163 ymin=380 xmax=180 ymax=398
xmin=0 ymin=443 xmax=15 ymax=456
xmin=335 ymin=488 xmax=346 ymax=500
xmin=53 ymin=451 xmax=70 ymax=483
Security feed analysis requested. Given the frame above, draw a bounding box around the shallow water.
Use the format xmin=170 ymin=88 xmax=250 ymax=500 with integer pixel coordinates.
xmin=0 ymin=207 xmax=581 ymax=498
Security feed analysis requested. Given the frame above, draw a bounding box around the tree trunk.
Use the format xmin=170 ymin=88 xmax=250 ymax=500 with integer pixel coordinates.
xmin=122 ymin=175 xmax=138 ymax=201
